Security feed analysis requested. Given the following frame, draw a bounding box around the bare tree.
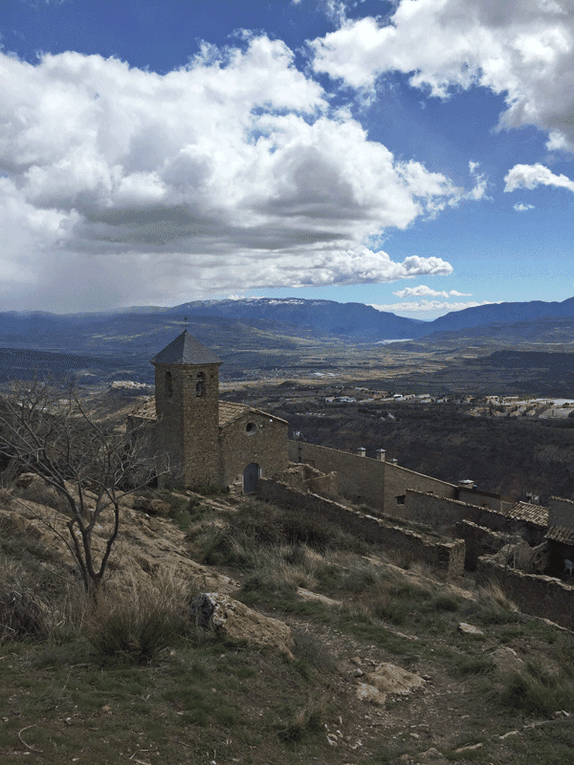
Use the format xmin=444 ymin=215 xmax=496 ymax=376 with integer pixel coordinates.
xmin=0 ymin=379 xmax=163 ymax=595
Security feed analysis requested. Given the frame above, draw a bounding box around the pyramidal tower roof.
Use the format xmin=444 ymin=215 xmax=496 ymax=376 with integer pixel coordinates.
xmin=151 ymin=330 xmax=222 ymax=365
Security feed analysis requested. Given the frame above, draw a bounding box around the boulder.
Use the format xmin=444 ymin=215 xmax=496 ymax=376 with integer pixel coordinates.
xmin=133 ymin=496 xmax=172 ymax=516
xmin=357 ymin=662 xmax=426 ymax=705
xmin=190 ymin=592 xmax=295 ymax=658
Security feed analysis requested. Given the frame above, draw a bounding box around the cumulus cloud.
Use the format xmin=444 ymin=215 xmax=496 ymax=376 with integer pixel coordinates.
xmin=513 ymin=202 xmax=536 ymax=211
xmin=371 ymin=299 xmax=493 ymax=315
xmin=393 ymin=284 xmax=472 ymax=298
xmin=311 ymin=0 xmax=574 ymax=152
xmin=504 ymin=163 xmax=574 ymax=192
xmin=0 ymin=39 xmax=470 ymax=311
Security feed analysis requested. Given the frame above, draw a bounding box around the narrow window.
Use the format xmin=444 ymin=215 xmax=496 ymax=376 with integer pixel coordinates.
xmin=165 ymin=371 xmax=173 ymax=398
xmin=196 ymin=371 xmax=206 ymax=398
xmin=246 ymin=422 xmax=256 ymax=435
xmin=396 ymin=495 xmax=406 ymax=506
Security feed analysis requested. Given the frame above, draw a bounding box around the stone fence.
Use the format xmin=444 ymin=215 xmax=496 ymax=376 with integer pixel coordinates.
xmin=257 ymin=479 xmax=465 ymax=578
xmin=477 ymin=556 xmax=574 ymax=631
xmin=405 ymin=490 xmax=546 ymax=545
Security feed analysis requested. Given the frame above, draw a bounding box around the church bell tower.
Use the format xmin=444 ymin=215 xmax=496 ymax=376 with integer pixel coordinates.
xmin=152 ymin=330 xmax=222 ymax=488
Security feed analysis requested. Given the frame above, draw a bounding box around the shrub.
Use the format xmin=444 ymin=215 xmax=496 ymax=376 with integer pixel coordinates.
xmin=86 ymin=573 xmax=188 ymax=664
xmin=277 ymin=697 xmax=326 ymax=742
xmin=500 ymin=661 xmax=574 ymax=716
xmin=0 ymin=586 xmax=48 ymax=641
xmin=475 ymin=583 xmax=519 ymax=625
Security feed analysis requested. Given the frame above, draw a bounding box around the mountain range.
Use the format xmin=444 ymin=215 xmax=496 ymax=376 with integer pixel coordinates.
xmin=1 ymin=296 xmax=573 ymax=384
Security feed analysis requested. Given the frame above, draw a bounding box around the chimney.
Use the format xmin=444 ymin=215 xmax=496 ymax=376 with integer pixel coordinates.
xmin=375 ymin=449 xmax=386 ymax=462
xmin=356 ymin=447 xmax=366 ymax=458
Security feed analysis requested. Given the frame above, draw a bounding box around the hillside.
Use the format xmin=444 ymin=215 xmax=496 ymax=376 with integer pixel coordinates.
xmin=244 ymin=388 xmax=574 ymax=500
xmin=3 ymin=481 xmax=574 ymax=764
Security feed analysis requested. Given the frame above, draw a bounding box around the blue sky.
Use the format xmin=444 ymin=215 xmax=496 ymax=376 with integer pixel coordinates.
xmin=1 ymin=0 xmax=573 ymax=319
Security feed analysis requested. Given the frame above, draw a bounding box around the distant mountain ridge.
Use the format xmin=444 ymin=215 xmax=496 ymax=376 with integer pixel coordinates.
xmin=0 ymin=296 xmax=573 ymax=372
xmin=165 ymin=298 xmax=424 ymax=340
xmin=429 ymin=297 xmax=574 ymax=333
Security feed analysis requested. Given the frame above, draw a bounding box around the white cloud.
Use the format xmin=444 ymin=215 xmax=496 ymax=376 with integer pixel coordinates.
xmin=504 ymin=163 xmax=574 ymax=192
xmin=371 ymin=299 xmax=493 ymax=315
xmin=393 ymin=285 xmax=472 ymax=298
xmin=0 ymin=39 xmax=469 ymax=311
xmin=513 ymin=202 xmax=536 ymax=211
xmin=311 ymin=0 xmax=574 ymax=152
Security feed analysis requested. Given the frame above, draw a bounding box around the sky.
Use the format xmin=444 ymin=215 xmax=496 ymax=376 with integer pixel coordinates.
xmin=1 ymin=0 xmax=573 ymax=319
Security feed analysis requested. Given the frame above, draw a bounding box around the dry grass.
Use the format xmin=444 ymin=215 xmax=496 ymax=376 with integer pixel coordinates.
xmin=85 ymin=571 xmax=190 ymax=664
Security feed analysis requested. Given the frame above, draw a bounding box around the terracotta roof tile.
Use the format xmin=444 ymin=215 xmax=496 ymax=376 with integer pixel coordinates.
xmin=546 ymin=525 xmax=574 ymax=545
xmin=508 ymin=502 xmax=549 ymax=527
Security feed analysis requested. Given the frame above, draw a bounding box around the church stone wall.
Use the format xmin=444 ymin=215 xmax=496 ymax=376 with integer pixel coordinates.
xmin=219 ymin=413 xmax=288 ymax=489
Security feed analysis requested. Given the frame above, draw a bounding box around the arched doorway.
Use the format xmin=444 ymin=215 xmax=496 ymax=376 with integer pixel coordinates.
xmin=243 ymin=463 xmax=260 ymax=494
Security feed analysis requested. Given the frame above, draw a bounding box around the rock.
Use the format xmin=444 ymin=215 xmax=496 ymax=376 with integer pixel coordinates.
xmin=133 ymin=496 xmax=172 ymax=516
xmin=458 ymin=622 xmax=484 ymax=636
xmin=499 ymin=730 xmax=519 ymax=740
xmin=189 ymin=593 xmax=295 ymax=658
xmin=364 ymin=663 xmax=426 ymax=697
xmin=356 ymin=682 xmax=387 ymax=706
xmin=147 ymin=499 xmax=172 ymax=516
xmin=418 ymin=748 xmax=450 ymax=763
xmin=14 ymin=472 xmax=38 ymax=488
xmin=490 ymin=646 xmax=524 ymax=675
xmin=453 ymin=743 xmax=482 ymax=754
xmin=356 ymin=663 xmax=426 ymax=706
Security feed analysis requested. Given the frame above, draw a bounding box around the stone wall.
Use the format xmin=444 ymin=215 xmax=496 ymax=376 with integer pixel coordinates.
xmin=219 ymin=412 xmax=288 ymax=490
xmin=454 ymin=520 xmax=508 ymax=570
xmin=405 ymin=491 xmax=510 ymax=533
xmin=457 ymin=487 xmax=512 ymax=514
xmin=477 ymin=556 xmax=574 ymax=631
xmin=257 ymin=479 xmax=465 ymax=578
xmin=404 ymin=490 xmax=546 ymax=544
xmin=548 ymin=495 xmax=574 ymax=530
xmin=288 ymin=441 xmax=457 ymax=515
xmin=154 ymin=361 xmax=221 ymax=488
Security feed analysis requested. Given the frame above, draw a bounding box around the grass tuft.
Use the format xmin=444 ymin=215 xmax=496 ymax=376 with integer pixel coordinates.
xmin=85 ymin=573 xmax=189 ymax=664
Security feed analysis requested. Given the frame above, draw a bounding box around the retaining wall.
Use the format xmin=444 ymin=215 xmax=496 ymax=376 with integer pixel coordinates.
xmin=405 ymin=490 xmax=546 ymax=544
xmin=477 ymin=557 xmax=574 ymax=631
xmin=257 ymin=478 xmax=465 ymax=578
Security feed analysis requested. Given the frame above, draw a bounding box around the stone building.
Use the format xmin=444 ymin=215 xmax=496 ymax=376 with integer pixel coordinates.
xmin=130 ymin=330 xmax=288 ymax=493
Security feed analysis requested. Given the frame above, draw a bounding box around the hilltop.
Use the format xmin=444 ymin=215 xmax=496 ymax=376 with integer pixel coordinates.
xmin=3 ymin=477 xmax=574 ymax=765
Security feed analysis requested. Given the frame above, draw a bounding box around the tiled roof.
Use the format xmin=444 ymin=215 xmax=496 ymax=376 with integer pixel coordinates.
xmin=218 ymin=401 xmax=250 ymax=426
xmin=151 ymin=330 xmax=221 ymax=365
xmin=129 ymin=398 xmax=286 ymax=429
xmin=130 ymin=397 xmax=156 ymax=420
xmin=546 ymin=525 xmax=574 ymax=545
xmin=508 ymin=501 xmax=549 ymax=527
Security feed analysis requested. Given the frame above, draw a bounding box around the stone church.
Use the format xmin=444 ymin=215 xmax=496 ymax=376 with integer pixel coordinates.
xmin=130 ymin=329 xmax=288 ymax=493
